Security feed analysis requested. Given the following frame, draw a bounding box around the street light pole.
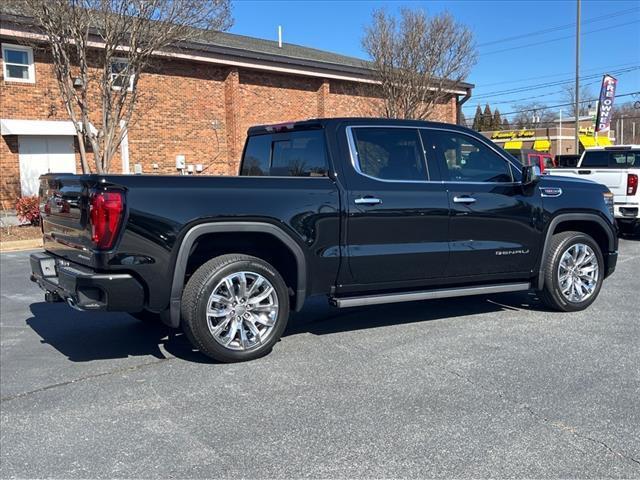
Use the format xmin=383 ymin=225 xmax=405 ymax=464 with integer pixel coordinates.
xmin=574 ymin=0 xmax=581 ymax=154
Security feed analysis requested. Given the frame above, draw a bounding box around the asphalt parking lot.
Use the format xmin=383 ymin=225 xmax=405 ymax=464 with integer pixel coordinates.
xmin=1 ymin=240 xmax=639 ymax=479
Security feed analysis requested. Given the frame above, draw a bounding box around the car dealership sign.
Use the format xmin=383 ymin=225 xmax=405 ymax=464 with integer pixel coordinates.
xmin=595 ymin=74 xmax=617 ymax=133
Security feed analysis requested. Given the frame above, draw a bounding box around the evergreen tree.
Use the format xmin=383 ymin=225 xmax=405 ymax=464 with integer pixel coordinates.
xmin=482 ymin=103 xmax=493 ymax=130
xmin=472 ymin=105 xmax=482 ymax=131
xmin=458 ymin=110 xmax=467 ymax=127
xmin=502 ymin=118 xmax=510 ymax=129
xmin=492 ymin=108 xmax=502 ymax=130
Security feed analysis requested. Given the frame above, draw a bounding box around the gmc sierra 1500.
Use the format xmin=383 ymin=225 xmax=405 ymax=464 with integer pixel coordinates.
xmin=30 ymin=118 xmax=618 ymax=362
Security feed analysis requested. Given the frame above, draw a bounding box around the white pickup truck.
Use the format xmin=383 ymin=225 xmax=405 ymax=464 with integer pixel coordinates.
xmin=546 ymin=145 xmax=640 ymax=233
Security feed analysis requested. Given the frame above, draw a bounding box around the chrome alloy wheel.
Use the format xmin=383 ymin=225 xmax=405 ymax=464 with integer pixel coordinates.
xmin=206 ymin=271 xmax=279 ymax=351
xmin=557 ymin=243 xmax=600 ymax=303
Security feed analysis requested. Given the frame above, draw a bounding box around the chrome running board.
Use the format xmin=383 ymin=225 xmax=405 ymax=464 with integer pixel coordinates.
xmin=330 ymin=282 xmax=531 ymax=308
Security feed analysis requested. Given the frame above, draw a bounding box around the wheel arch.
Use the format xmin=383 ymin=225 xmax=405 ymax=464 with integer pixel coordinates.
xmin=168 ymin=222 xmax=307 ymax=328
xmin=537 ymin=213 xmax=615 ymax=290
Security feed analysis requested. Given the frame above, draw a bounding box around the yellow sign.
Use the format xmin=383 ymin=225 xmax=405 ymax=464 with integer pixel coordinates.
xmin=504 ymin=140 xmax=523 ymax=149
xmin=596 ymin=136 xmax=612 ymax=146
xmin=579 ymin=126 xmax=595 ymax=136
xmin=491 ymin=129 xmax=535 ymax=140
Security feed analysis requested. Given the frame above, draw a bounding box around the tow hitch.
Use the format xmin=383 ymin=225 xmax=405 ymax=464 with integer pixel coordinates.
xmin=44 ymin=291 xmax=63 ymax=303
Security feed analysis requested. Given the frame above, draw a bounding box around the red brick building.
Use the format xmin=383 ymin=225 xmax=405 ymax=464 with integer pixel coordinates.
xmin=0 ymin=8 xmax=473 ymax=209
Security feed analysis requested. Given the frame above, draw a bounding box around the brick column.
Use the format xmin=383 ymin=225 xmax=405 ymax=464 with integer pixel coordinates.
xmin=317 ymin=79 xmax=330 ymax=117
xmin=224 ymin=67 xmax=241 ymax=174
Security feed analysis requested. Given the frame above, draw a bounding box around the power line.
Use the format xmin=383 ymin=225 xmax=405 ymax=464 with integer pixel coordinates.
xmin=470 ymin=66 xmax=639 ymax=101
xmin=472 ymin=69 xmax=639 ymax=107
xmin=497 ymin=91 xmax=640 ymax=117
xmin=474 ymin=61 xmax=639 ymax=90
xmin=481 ymin=19 xmax=640 ymax=56
xmin=477 ymin=6 xmax=639 ymax=48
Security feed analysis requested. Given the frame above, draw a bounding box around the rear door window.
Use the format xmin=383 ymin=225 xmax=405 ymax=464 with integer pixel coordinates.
xmin=351 ymin=127 xmax=428 ymax=181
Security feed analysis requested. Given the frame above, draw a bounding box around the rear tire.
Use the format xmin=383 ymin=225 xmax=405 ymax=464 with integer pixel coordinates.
xmin=539 ymin=231 xmax=604 ymax=312
xmin=181 ymin=254 xmax=290 ymax=362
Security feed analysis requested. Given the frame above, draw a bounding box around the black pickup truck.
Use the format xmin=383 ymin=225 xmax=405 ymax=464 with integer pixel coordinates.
xmin=31 ymin=118 xmax=618 ymax=362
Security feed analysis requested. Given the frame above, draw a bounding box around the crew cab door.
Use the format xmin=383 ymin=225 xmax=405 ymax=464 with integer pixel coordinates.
xmin=421 ymin=129 xmax=541 ymax=277
xmin=339 ymin=126 xmax=449 ymax=291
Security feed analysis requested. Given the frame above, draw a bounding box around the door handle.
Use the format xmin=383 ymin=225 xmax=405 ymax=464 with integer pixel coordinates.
xmin=453 ymin=196 xmax=476 ymax=204
xmin=354 ymin=196 xmax=382 ymax=205
xmin=578 ymin=170 xmax=591 ymax=175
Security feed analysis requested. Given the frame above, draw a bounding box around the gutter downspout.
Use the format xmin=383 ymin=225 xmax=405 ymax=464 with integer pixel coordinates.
xmin=456 ymin=87 xmax=472 ymax=126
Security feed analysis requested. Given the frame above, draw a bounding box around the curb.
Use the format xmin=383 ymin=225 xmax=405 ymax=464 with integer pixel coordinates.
xmin=0 ymin=238 xmax=42 ymax=252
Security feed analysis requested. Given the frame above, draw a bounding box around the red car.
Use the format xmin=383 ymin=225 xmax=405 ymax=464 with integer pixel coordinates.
xmin=506 ymin=149 xmax=556 ymax=172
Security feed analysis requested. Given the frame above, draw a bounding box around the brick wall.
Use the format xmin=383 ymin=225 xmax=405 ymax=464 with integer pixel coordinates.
xmin=1 ymin=42 xmax=459 ymax=209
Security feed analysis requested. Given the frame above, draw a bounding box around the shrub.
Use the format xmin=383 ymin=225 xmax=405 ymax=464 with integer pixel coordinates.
xmin=15 ymin=196 xmax=41 ymax=226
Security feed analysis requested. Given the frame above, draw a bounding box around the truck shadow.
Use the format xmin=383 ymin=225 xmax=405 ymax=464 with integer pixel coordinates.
xmin=286 ymin=290 xmax=544 ymax=337
xmin=26 ymin=302 xmax=207 ymax=363
xmin=26 ymin=290 xmax=544 ymax=364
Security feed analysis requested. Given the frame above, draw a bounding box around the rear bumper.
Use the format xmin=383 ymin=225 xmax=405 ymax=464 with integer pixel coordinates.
xmin=614 ymin=203 xmax=639 ymax=220
xmin=30 ymin=252 xmax=144 ymax=312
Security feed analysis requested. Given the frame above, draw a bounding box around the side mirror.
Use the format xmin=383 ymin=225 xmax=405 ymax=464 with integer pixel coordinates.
xmin=522 ymin=165 xmax=541 ymax=185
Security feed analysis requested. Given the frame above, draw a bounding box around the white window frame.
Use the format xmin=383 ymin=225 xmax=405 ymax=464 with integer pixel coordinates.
xmin=1 ymin=43 xmax=35 ymax=84
xmin=110 ymin=57 xmax=134 ymax=91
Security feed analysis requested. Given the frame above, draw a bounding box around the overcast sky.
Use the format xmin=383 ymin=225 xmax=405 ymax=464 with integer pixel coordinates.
xmin=230 ymin=0 xmax=640 ymax=121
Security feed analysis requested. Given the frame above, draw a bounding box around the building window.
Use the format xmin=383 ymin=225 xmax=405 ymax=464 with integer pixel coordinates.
xmin=1 ymin=43 xmax=35 ymax=83
xmin=110 ymin=58 xmax=134 ymax=91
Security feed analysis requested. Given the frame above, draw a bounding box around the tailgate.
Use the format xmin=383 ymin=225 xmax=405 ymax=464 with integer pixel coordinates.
xmin=40 ymin=174 xmax=96 ymax=266
xmin=583 ymin=169 xmax=627 ymax=198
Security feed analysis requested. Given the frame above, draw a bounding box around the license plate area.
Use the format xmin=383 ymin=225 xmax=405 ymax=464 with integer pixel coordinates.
xmin=40 ymin=257 xmax=57 ymax=278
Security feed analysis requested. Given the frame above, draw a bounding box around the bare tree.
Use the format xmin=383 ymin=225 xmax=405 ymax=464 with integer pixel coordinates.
xmin=612 ymin=101 xmax=640 ymax=144
xmin=561 ymin=84 xmax=595 ymax=119
xmin=510 ymin=102 xmax=557 ymax=129
xmin=20 ymin=0 xmax=232 ymax=173
xmin=362 ymin=8 xmax=476 ymax=120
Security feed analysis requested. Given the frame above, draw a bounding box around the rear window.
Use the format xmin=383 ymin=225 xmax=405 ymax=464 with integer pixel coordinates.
xmin=581 ymin=150 xmax=640 ymax=168
xmin=240 ymin=130 xmax=329 ymax=177
xmin=581 ymin=151 xmax=610 ymax=168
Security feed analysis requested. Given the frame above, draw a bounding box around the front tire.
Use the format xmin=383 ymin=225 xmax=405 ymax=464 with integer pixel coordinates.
xmin=181 ymin=254 xmax=290 ymax=362
xmin=539 ymin=231 xmax=604 ymax=312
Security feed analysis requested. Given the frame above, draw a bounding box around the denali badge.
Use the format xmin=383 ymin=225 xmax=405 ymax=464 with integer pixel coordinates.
xmin=496 ymin=249 xmax=530 ymax=256
xmin=540 ymin=187 xmax=563 ymax=198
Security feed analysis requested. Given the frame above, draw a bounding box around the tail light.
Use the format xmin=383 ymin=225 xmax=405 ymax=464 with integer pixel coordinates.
xmin=628 ymin=174 xmax=638 ymax=195
xmin=89 ymin=191 xmax=124 ymax=249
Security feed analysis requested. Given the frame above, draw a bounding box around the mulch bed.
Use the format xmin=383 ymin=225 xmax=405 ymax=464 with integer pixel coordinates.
xmin=0 ymin=225 xmax=42 ymax=242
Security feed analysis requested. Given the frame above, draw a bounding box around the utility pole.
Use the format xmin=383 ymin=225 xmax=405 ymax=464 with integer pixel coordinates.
xmin=559 ymin=109 xmax=563 ymax=155
xmin=574 ymin=0 xmax=581 ymax=154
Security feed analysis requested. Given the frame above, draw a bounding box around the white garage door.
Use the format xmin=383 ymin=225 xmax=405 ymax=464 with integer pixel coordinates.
xmin=19 ymin=136 xmax=76 ymax=196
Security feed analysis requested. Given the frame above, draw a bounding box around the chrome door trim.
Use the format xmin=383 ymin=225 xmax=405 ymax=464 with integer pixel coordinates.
xmin=453 ymin=196 xmax=477 ymax=204
xmin=354 ymin=197 xmax=382 ymax=205
xmin=345 ymin=125 xmax=523 ymax=186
